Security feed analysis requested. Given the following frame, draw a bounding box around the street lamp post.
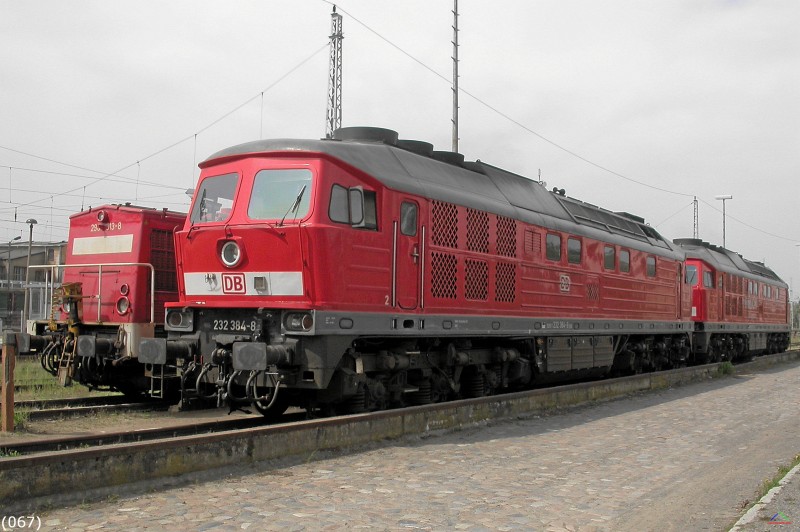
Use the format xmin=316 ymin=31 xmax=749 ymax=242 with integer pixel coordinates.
xmin=6 ymin=235 xmax=21 ymax=317
xmin=795 ymin=244 xmax=800 ymax=335
xmin=715 ymin=195 xmax=733 ymax=248
xmin=22 ymin=219 xmax=37 ymax=329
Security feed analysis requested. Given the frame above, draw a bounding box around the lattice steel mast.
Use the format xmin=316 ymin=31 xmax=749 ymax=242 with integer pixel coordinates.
xmin=451 ymin=0 xmax=459 ymax=152
xmin=326 ymin=6 xmax=344 ymax=138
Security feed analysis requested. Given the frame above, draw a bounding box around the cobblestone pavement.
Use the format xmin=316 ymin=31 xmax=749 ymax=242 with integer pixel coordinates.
xmin=27 ymin=361 xmax=800 ymax=531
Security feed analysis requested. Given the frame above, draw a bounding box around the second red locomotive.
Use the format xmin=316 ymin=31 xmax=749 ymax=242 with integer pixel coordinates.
xmin=23 ymin=204 xmax=185 ymax=396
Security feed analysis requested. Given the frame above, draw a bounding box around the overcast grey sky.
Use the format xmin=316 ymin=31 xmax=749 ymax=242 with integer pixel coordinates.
xmin=1 ymin=1 xmax=798 ymax=290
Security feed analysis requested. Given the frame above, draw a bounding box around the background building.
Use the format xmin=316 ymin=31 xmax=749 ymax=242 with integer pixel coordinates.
xmin=0 ymin=240 xmax=66 ymax=331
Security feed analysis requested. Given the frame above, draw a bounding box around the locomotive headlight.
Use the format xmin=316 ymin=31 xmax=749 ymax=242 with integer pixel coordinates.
xmin=115 ymin=296 xmax=131 ymax=315
xmin=119 ymin=283 xmax=130 ymax=295
xmin=220 ymin=241 xmax=241 ymax=268
xmin=284 ymin=312 xmax=314 ymax=332
xmin=166 ymin=308 xmax=194 ymax=331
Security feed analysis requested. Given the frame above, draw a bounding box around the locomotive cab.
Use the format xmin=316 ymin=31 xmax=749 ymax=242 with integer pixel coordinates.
xmin=141 ymin=144 xmax=391 ymax=412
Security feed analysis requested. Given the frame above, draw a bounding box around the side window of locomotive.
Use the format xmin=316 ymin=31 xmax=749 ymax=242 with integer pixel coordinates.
xmin=329 ymin=185 xmax=349 ymax=223
xmin=328 ymin=184 xmax=378 ymax=230
xmin=620 ymin=250 xmax=630 ymax=273
xmin=248 ymin=169 xmax=312 ymax=221
xmin=567 ymin=238 xmax=581 ymax=264
xmin=703 ymin=270 xmax=714 ymax=288
xmin=350 ymin=187 xmax=378 ymax=230
xmin=546 ymin=234 xmax=561 ymax=261
xmin=400 ymin=202 xmax=417 ymax=236
xmin=685 ymin=265 xmax=698 ymax=285
xmin=190 ymin=172 xmax=239 ymax=224
xmin=646 ymin=256 xmax=656 ymax=277
xmin=603 ymin=246 xmax=615 ymax=270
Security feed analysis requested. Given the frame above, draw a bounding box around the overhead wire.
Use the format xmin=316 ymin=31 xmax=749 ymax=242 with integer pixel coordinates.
xmin=2 ymin=5 xmax=794 ymax=247
xmin=330 ymin=1 xmax=796 ymax=243
xmin=0 ymin=42 xmax=328 ymax=212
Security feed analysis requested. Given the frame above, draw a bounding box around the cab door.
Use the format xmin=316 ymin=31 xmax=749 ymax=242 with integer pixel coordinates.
xmin=394 ymin=199 xmax=421 ymax=309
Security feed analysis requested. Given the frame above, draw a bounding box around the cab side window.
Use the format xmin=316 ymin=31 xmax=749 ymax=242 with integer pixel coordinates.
xmin=329 ymin=184 xmax=378 ymax=230
xmin=685 ymin=265 xmax=698 ymax=285
xmin=400 ymin=202 xmax=417 ymax=236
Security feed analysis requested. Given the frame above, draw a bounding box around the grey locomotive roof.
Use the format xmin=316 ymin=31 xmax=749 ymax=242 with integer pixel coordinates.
xmin=204 ymin=128 xmax=683 ymax=260
xmin=673 ymin=238 xmax=786 ymax=286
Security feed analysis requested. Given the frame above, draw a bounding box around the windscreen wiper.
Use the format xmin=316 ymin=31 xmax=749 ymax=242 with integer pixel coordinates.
xmin=278 ymin=185 xmax=307 ymax=227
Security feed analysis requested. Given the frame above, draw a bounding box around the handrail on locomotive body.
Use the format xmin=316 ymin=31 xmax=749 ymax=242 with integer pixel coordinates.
xmin=27 ymin=262 xmax=156 ymax=325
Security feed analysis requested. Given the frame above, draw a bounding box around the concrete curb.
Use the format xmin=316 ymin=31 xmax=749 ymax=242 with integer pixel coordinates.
xmin=730 ymin=461 xmax=800 ymax=530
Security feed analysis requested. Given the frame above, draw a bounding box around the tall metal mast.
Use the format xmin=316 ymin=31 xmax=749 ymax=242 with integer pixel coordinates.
xmin=326 ymin=6 xmax=343 ymax=138
xmin=693 ymin=196 xmax=699 ymax=238
xmin=451 ymin=0 xmax=459 ymax=152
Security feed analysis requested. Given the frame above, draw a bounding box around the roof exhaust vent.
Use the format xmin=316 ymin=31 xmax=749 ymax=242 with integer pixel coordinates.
xmin=431 ymin=150 xmax=465 ymax=166
xmin=332 ymin=127 xmax=398 ymax=145
xmin=673 ymin=238 xmax=703 ymax=246
xmin=396 ymin=139 xmax=434 ymax=157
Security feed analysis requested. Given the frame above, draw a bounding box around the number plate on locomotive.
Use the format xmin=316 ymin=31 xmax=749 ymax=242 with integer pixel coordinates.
xmin=211 ymin=319 xmax=260 ymax=333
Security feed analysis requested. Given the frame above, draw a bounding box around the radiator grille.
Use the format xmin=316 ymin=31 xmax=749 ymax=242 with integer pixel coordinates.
xmin=466 ymin=208 xmax=489 ymax=253
xmin=431 ymin=251 xmax=458 ymax=299
xmin=496 ymin=216 xmax=517 ymax=257
xmin=432 ymin=201 xmax=458 ymax=248
xmin=495 ymin=262 xmax=517 ymax=303
xmin=465 ymin=259 xmax=488 ymax=301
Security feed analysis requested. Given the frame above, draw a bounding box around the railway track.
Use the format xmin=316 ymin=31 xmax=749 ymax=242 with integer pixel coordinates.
xmin=0 ymin=411 xmax=306 ymax=455
xmin=19 ymin=400 xmax=167 ymax=422
xmin=13 ymin=395 xmax=135 ymax=410
xmin=1 ymin=396 xmax=163 ymax=421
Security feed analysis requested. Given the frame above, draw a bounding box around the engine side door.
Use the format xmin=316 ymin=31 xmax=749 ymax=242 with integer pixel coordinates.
xmin=394 ymin=199 xmax=421 ymax=310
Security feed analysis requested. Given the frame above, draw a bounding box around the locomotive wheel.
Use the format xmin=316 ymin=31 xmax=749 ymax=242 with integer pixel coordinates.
xmin=407 ymin=379 xmax=432 ymax=405
xmin=343 ymin=388 xmax=368 ymax=414
xmin=254 ymin=393 xmax=290 ymax=421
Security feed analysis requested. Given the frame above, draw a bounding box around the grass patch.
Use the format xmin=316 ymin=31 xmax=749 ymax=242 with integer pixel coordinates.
xmin=759 ymin=454 xmax=800 ymax=497
xmin=9 ymin=356 xmax=120 ymax=401
xmin=12 ymin=410 xmax=28 ymax=430
xmin=717 ymin=361 xmax=735 ymax=376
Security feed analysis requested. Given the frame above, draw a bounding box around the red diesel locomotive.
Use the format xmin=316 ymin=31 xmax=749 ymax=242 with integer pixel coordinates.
xmin=140 ymin=127 xmax=706 ymax=416
xmin=674 ymin=238 xmax=790 ymax=361
xmin=23 ymin=204 xmax=185 ymax=396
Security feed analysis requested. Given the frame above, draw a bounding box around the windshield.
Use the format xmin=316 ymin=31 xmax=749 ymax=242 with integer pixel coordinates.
xmin=190 ymin=172 xmax=239 ymax=224
xmin=248 ymin=169 xmax=313 ymax=221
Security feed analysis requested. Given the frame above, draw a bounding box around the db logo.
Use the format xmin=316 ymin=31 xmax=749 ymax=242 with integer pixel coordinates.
xmin=222 ymin=273 xmax=246 ymax=294
xmin=559 ymin=274 xmax=571 ymax=293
